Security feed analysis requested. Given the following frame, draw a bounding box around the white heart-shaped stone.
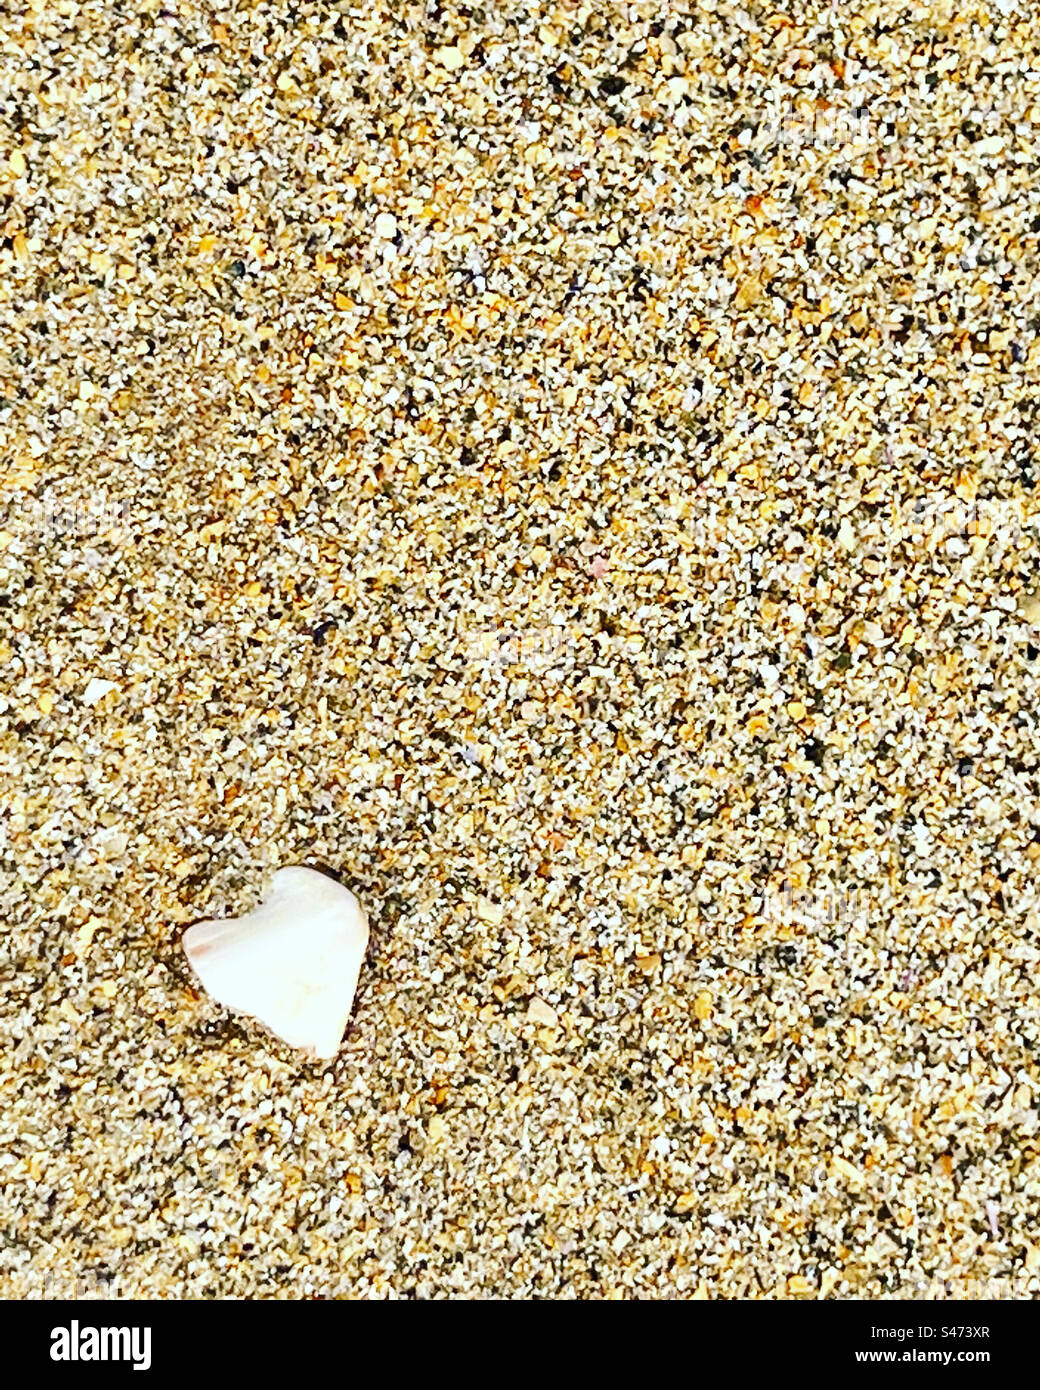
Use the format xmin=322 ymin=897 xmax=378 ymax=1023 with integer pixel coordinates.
xmin=183 ymin=866 xmax=368 ymax=1059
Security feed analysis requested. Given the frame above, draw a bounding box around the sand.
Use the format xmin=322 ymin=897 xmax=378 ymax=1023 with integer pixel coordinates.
xmin=2 ymin=0 xmax=1040 ymax=1298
